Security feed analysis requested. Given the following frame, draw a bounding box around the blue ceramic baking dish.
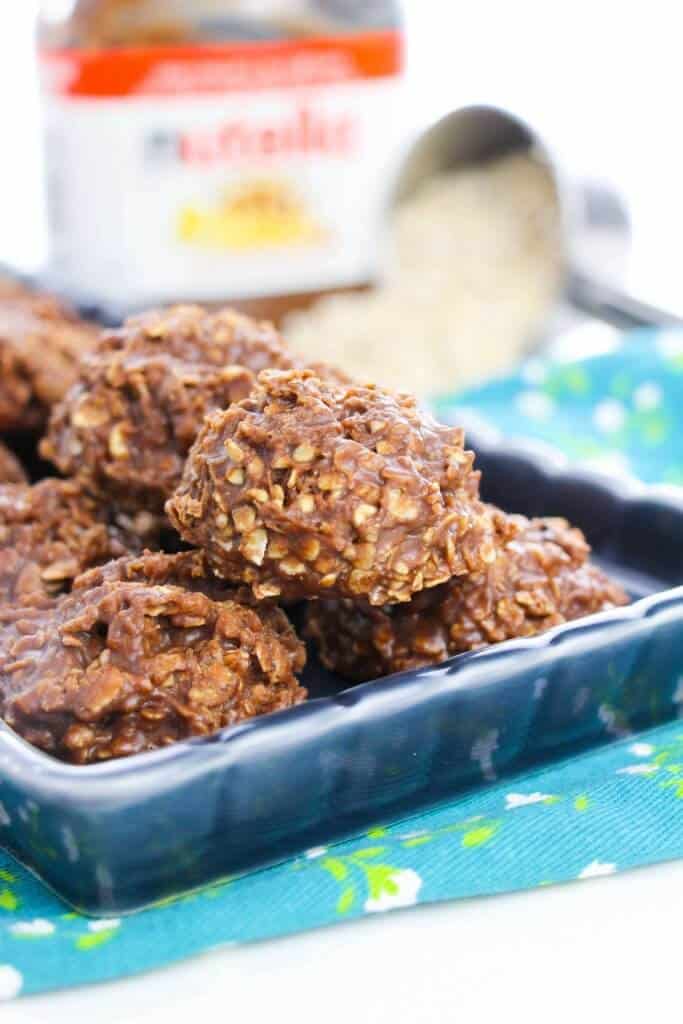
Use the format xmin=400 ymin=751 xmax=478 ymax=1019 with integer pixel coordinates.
xmin=2 ymin=425 xmax=683 ymax=915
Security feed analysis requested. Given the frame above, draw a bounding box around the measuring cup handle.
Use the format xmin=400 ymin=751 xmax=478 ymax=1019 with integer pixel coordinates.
xmin=567 ymin=269 xmax=683 ymax=329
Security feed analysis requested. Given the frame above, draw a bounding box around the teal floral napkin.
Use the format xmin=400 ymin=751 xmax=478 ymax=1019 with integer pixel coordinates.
xmin=2 ymin=329 xmax=683 ymax=1001
xmin=431 ymin=329 xmax=683 ymax=485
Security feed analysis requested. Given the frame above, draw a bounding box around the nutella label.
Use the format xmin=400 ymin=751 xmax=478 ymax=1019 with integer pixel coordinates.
xmin=40 ymin=32 xmax=403 ymax=310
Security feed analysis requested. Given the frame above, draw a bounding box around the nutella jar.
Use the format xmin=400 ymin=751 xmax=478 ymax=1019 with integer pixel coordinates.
xmin=38 ymin=1 xmax=404 ymax=320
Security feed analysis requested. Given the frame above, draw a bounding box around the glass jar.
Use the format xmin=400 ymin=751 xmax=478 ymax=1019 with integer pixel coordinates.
xmin=38 ymin=1 xmax=404 ymax=320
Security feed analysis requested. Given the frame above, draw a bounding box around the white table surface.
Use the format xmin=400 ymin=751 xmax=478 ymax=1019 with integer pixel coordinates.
xmin=5 ymin=858 xmax=683 ymax=1022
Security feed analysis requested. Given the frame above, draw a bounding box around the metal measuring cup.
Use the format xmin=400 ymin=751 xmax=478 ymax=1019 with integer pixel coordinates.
xmin=392 ymin=105 xmax=680 ymax=331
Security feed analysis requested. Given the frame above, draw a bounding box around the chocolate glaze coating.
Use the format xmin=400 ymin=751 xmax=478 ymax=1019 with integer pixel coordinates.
xmin=42 ymin=305 xmax=301 ymax=513
xmin=0 ymin=571 xmax=306 ymax=764
xmin=305 ymin=510 xmax=630 ymax=681
xmin=71 ymin=551 xmax=301 ymax=676
xmin=0 ymin=441 xmax=27 ymax=484
xmin=74 ymin=548 xmax=254 ymax=606
xmin=0 ymin=279 xmax=97 ymax=433
xmin=0 ymin=478 xmax=145 ymax=605
xmin=73 ymin=548 xmax=213 ymax=591
xmin=167 ymin=369 xmax=493 ymax=606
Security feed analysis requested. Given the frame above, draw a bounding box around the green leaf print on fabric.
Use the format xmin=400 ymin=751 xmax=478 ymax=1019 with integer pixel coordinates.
xmin=402 ymin=835 xmax=432 ymax=849
xmin=75 ymin=929 xmax=118 ymax=952
xmin=319 ymin=849 xmax=413 ymax=915
xmin=321 ymin=858 xmax=348 ymax=883
xmin=351 ymin=847 xmax=387 ymax=860
xmin=336 ymin=888 xmax=355 ymax=914
xmin=365 ymin=865 xmax=400 ymax=901
xmin=652 ymin=735 xmax=683 ymax=799
xmin=306 ymin=815 xmax=503 ymax=915
xmin=461 ymin=825 xmax=499 ymax=848
xmin=152 ymin=880 xmax=233 ymax=911
xmin=0 ymin=890 xmax=19 ymax=913
xmin=543 ymin=364 xmax=591 ymax=398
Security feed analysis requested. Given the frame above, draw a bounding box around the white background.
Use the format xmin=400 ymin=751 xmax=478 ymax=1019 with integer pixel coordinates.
xmin=3 ymin=3 xmax=683 ymax=1020
xmin=4 ymin=1 xmax=683 ymax=311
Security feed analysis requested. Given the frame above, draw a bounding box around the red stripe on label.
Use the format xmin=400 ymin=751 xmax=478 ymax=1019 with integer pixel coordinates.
xmin=40 ymin=31 xmax=403 ymax=98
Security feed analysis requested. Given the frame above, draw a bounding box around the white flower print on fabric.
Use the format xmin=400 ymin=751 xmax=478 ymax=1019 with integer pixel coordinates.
xmin=593 ymin=399 xmax=626 ymax=434
xmin=505 ymin=793 xmax=555 ymax=810
xmin=516 ymin=391 xmax=555 ymax=421
xmin=87 ymin=918 xmax=121 ymax=933
xmin=0 ymin=965 xmax=23 ymax=1001
xmin=633 ymin=382 xmax=662 ymax=411
xmin=9 ymin=919 xmax=55 ymax=938
xmin=364 ymin=869 xmax=423 ymax=913
xmin=578 ymin=861 xmax=616 ymax=880
xmin=629 ymin=743 xmax=655 ymax=758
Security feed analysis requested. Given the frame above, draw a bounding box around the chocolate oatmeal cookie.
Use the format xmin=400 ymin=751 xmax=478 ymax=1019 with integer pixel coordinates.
xmin=42 ymin=305 xmax=312 ymax=512
xmin=0 ymin=280 xmax=97 ymax=433
xmin=0 ymin=478 xmax=145 ymax=604
xmin=73 ymin=548 xmax=255 ymax=606
xmin=0 ymin=574 xmax=307 ymax=763
xmin=167 ymin=369 xmax=493 ymax=605
xmin=305 ymin=510 xmax=630 ymax=681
